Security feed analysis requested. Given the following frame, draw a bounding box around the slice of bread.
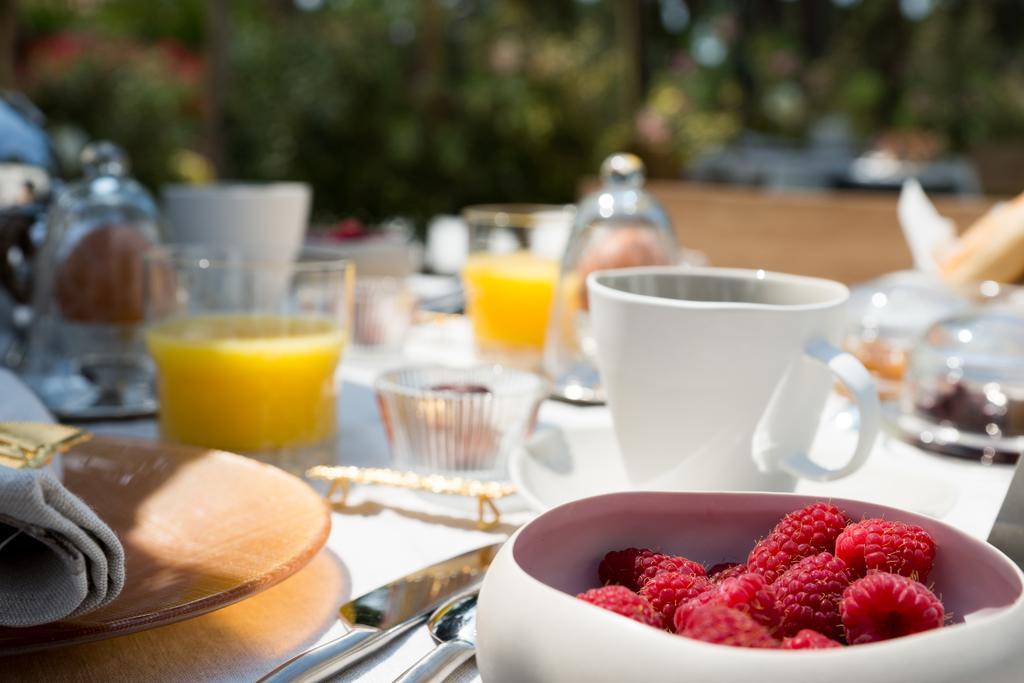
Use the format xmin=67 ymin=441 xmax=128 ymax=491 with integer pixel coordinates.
xmin=940 ymin=193 xmax=1024 ymax=284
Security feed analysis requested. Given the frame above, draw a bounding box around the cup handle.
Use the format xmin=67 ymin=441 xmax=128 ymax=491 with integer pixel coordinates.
xmin=778 ymin=337 xmax=880 ymax=482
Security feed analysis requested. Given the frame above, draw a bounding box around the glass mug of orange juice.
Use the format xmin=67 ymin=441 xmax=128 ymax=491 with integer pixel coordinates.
xmin=461 ymin=205 xmax=573 ymax=369
xmin=143 ymin=245 xmax=353 ymax=467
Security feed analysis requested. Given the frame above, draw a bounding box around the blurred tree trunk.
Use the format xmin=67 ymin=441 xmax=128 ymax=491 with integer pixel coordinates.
xmin=0 ymin=0 xmax=15 ymax=89
xmin=204 ymin=0 xmax=231 ymax=178
xmin=416 ymin=0 xmax=444 ymax=114
xmin=800 ymin=0 xmax=831 ymax=59
xmin=734 ymin=1 xmax=757 ymax=131
xmin=614 ymin=0 xmax=643 ymax=131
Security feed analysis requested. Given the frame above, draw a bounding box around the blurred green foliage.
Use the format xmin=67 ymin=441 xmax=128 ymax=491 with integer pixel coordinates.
xmin=18 ymin=0 xmax=631 ymax=224
xmin=222 ymin=1 xmax=626 ymax=223
xmin=14 ymin=0 xmax=1024 ymax=223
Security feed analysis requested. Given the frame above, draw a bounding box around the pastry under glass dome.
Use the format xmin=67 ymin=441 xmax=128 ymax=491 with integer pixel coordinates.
xmin=20 ymin=141 xmax=161 ymax=419
xmin=542 ymin=153 xmax=679 ymax=404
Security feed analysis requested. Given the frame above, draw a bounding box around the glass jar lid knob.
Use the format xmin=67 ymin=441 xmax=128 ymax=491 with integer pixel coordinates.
xmin=80 ymin=141 xmax=129 ymax=178
xmin=600 ymin=153 xmax=645 ymax=188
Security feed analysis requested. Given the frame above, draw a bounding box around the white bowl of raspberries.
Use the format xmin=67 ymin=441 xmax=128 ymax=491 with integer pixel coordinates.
xmin=476 ymin=491 xmax=1024 ymax=682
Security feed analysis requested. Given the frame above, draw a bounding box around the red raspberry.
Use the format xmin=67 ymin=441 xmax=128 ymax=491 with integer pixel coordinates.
xmin=774 ymin=552 xmax=852 ymax=640
xmin=634 ymin=553 xmax=706 ymax=588
xmin=576 ymin=585 xmax=662 ymax=628
xmin=747 ymin=502 xmax=850 ymax=584
xmin=678 ymin=605 xmax=779 ymax=649
xmin=598 ymin=547 xmax=652 ymax=589
xmin=708 ymin=562 xmax=747 ymax=583
xmin=840 ymin=573 xmax=945 ymax=644
xmin=781 ymin=629 xmax=843 ymax=649
xmin=672 ymin=586 xmax=717 ymax=631
xmin=673 ymin=572 xmax=781 ymax=634
xmin=638 ymin=571 xmax=714 ymax=629
xmin=598 ymin=549 xmax=705 ymax=590
xmin=835 ymin=519 xmax=936 ymax=582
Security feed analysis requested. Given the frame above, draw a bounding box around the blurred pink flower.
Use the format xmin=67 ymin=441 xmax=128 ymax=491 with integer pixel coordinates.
xmin=28 ymin=31 xmax=96 ymax=67
xmin=715 ymin=14 xmax=739 ymax=42
xmin=670 ymin=51 xmax=696 ymax=76
xmin=635 ymin=108 xmax=671 ymax=147
xmin=25 ymin=31 xmax=204 ymax=88
xmin=768 ymin=49 xmax=799 ymax=78
xmin=490 ymin=37 xmax=524 ymax=75
xmin=156 ymin=39 xmax=204 ymax=84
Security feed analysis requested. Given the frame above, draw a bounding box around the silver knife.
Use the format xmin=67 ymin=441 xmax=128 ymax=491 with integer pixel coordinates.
xmin=988 ymin=459 xmax=1024 ymax=568
xmin=258 ymin=543 xmax=502 ymax=683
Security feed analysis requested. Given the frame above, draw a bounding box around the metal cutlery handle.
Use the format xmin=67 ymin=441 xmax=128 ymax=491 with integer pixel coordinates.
xmin=258 ymin=619 xmax=425 ymax=683
xmin=393 ymin=639 xmax=475 ymax=683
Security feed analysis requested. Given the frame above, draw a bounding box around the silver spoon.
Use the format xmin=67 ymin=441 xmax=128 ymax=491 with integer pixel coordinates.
xmin=393 ymin=591 xmax=478 ymax=683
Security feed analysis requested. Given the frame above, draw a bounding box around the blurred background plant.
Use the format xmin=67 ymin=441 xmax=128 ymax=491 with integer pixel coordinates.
xmin=5 ymin=0 xmax=1024 ymax=225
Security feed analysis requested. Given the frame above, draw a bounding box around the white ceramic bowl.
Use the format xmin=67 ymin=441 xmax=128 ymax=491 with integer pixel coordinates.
xmin=477 ymin=491 xmax=1024 ymax=683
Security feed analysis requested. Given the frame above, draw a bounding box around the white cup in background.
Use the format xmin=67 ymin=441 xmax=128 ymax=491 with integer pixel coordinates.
xmin=162 ymin=183 xmax=312 ymax=306
xmin=588 ymin=266 xmax=880 ymax=493
xmin=161 ymin=182 xmax=311 ymax=258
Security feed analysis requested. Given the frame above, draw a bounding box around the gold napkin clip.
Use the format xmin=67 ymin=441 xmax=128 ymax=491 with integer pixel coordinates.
xmin=0 ymin=422 xmax=91 ymax=470
xmin=307 ymin=465 xmax=517 ymax=530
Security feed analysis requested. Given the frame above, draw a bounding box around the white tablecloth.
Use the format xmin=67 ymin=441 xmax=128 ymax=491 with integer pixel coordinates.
xmin=2 ymin=316 xmax=1017 ymax=682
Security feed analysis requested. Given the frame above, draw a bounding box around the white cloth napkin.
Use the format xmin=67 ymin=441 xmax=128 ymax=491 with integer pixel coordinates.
xmin=0 ymin=368 xmax=126 ymax=627
xmin=897 ymin=178 xmax=958 ymax=273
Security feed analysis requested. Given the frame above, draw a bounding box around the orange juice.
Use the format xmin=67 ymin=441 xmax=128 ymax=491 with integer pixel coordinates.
xmin=147 ymin=314 xmax=345 ymax=453
xmin=462 ymin=251 xmax=559 ymax=350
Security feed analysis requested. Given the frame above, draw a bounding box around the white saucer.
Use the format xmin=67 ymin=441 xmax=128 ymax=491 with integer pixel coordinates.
xmin=510 ymin=416 xmax=961 ymax=520
xmin=509 ymin=424 xmax=629 ymax=512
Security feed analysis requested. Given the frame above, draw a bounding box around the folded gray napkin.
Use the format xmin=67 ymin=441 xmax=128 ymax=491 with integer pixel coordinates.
xmin=0 ymin=368 xmax=125 ymax=627
xmin=0 ymin=468 xmax=126 ymax=626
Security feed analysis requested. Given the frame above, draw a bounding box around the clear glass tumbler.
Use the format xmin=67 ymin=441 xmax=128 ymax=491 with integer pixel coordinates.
xmin=352 ymin=276 xmax=417 ymax=351
xmin=461 ymin=204 xmax=573 ymax=370
xmin=143 ymin=245 xmax=353 ymax=468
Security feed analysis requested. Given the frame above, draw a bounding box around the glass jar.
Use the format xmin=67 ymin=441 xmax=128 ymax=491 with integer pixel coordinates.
xmin=893 ymin=310 xmax=1024 ymax=464
xmin=543 ymin=153 xmax=679 ymax=404
xmin=844 ymin=272 xmax=970 ymax=399
xmin=21 ymin=142 xmax=162 ymax=419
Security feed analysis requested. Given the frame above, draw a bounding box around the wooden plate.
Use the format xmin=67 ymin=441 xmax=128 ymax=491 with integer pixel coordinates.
xmin=0 ymin=436 xmax=331 ymax=654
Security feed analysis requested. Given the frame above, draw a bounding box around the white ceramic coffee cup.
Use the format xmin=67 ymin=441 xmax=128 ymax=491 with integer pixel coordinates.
xmin=162 ymin=183 xmax=311 ymax=305
xmin=587 ymin=266 xmax=879 ymax=492
xmin=161 ymin=182 xmax=311 ymax=257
